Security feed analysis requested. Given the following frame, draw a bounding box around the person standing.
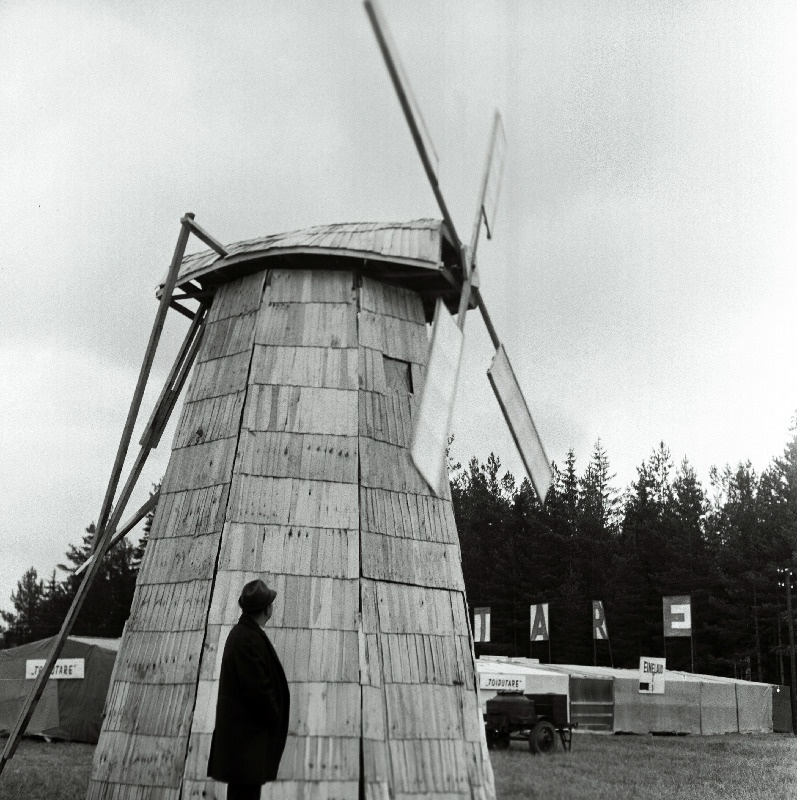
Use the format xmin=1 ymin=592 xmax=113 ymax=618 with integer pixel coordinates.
xmin=207 ymin=579 xmax=290 ymax=800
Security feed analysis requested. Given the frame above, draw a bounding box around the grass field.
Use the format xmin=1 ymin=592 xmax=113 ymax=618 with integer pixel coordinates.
xmin=1 ymin=733 xmax=795 ymax=800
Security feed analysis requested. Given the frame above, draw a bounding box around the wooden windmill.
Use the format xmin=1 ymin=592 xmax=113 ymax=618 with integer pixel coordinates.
xmin=0 ymin=3 xmax=553 ymax=799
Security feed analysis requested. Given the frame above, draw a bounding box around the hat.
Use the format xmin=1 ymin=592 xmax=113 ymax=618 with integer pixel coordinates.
xmin=238 ymin=579 xmax=277 ymax=615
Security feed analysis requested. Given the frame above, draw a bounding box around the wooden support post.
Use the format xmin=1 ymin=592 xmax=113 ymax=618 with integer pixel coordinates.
xmin=140 ymin=303 xmax=207 ymax=449
xmin=90 ymin=214 xmax=194 ymax=552
xmin=183 ymin=215 xmax=229 ymax=257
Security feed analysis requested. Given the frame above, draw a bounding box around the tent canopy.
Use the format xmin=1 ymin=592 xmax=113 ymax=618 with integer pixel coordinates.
xmin=0 ymin=636 xmax=118 ymax=743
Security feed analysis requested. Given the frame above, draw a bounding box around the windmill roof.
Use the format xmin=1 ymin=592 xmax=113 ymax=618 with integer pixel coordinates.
xmin=167 ymin=219 xmax=465 ymax=320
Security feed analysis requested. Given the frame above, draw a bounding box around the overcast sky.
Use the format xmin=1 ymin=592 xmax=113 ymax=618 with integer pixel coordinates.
xmin=1 ymin=0 xmax=795 ymax=615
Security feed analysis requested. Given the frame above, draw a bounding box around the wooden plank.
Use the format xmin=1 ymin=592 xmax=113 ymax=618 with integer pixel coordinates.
xmin=206 ymin=271 xmax=267 ymax=324
xmin=358 ymin=310 xmax=428 ymax=364
xmin=375 ymin=584 xmax=457 ymax=635
xmin=228 ymin=476 xmax=359 ymax=529
xmin=236 ymin=431 xmax=358 ymax=484
xmin=242 ymin=385 xmax=358 ymax=436
xmin=134 ymin=535 xmax=219 ymax=585
xmin=360 ymin=276 xmax=425 ymax=324
xmin=195 ymin=311 xmax=258 ymax=363
xmin=103 ymin=681 xmax=193 ymax=737
xmin=184 ymin=351 xmax=252 ymax=403
xmin=90 ymin=730 xmax=187 ymax=786
xmin=277 ymin=735 xmax=360 ymax=781
xmin=268 ymin=269 xmax=355 ymax=304
xmin=359 ymin=438 xmax=431 ymax=495
xmin=379 ymin=633 xmax=458 ymax=685
xmin=126 ymin=580 xmax=212 ymax=632
xmin=159 ymin=437 xmax=239 ymax=494
xmin=217 ymin=524 xmax=359 ymax=579
xmin=255 ymin=302 xmax=357 ymax=349
xmin=361 ymin=532 xmax=464 ymax=591
xmin=172 ymin=392 xmax=246 ymax=448
xmin=287 ymin=682 xmax=360 ymax=737
xmin=148 ymin=485 xmax=229 ymax=541
xmin=359 ymin=390 xmax=414 ymax=448
xmin=384 ymin=685 xmax=463 ymax=739
xmin=112 ymin=630 xmax=205 ymax=685
xmin=249 ymin=345 xmax=359 ymax=390
xmin=388 ymin=739 xmax=470 ymax=794
xmin=360 ymin=487 xmax=458 ymax=543
xmin=358 ymin=346 xmax=388 ymax=393
xmin=268 ymin=629 xmax=359 ymax=683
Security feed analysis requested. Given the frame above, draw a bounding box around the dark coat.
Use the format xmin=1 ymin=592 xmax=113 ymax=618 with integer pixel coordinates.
xmin=207 ymin=614 xmax=290 ymax=785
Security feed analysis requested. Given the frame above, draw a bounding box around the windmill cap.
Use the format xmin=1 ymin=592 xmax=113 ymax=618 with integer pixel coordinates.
xmin=238 ymin=579 xmax=277 ymax=614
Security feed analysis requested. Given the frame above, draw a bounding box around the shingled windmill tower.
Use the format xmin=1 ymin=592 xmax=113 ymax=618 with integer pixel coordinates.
xmin=85 ymin=219 xmax=498 ymax=800
xmin=1 ymin=3 xmax=555 ymax=799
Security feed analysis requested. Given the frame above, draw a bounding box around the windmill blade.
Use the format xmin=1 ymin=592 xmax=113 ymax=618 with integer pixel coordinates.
xmin=487 ymin=344 xmax=553 ymax=502
xmin=364 ymin=0 xmax=462 ymax=254
xmin=409 ymin=298 xmax=464 ymax=496
xmin=470 ymin=112 xmax=507 ymax=258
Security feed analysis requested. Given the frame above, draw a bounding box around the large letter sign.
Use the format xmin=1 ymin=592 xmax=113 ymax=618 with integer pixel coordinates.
xmin=663 ymin=595 xmax=692 ymax=638
xmin=530 ymin=603 xmax=549 ymax=642
xmin=473 ymin=607 xmax=491 ymax=643
xmin=592 ymin=600 xmax=608 ymax=640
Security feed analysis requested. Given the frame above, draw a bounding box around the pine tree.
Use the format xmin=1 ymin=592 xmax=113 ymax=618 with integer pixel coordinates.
xmin=0 ymin=568 xmax=47 ymax=645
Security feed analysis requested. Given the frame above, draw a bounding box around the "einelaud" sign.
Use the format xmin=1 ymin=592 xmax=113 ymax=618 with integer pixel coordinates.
xmin=25 ymin=658 xmax=85 ymax=680
xmin=639 ymin=657 xmax=666 ymax=694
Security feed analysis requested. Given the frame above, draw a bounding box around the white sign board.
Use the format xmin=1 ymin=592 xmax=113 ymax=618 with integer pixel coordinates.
xmin=639 ymin=657 xmax=666 ymax=694
xmin=473 ymin=607 xmax=491 ymax=643
xmin=479 ymin=673 xmax=525 ymax=693
xmin=26 ymin=658 xmax=85 ymax=680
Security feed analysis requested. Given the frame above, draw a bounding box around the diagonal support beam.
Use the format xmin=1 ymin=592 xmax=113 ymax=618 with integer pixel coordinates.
xmin=89 ymin=214 xmax=194 ymax=553
xmin=74 ymin=490 xmax=160 ymax=577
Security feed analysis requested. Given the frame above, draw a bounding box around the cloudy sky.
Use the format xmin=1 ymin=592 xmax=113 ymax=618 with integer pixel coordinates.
xmin=1 ymin=0 xmax=795 ymax=615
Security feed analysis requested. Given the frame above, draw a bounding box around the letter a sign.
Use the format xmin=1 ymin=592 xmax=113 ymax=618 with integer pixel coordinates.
xmin=530 ymin=603 xmax=549 ymax=642
xmin=473 ymin=607 xmax=491 ymax=643
xmin=663 ymin=595 xmax=692 ymax=638
xmin=592 ymin=600 xmax=608 ymax=640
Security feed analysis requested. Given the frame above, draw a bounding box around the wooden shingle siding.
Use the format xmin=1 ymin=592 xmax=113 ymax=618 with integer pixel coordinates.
xmin=172 ymin=392 xmax=246 ymax=449
xmin=255 ymin=302 xmax=358 ymax=349
xmin=360 ymin=276 xmax=426 ymax=324
xmin=235 ymin=431 xmax=359 ymax=483
xmin=242 ymin=385 xmax=358 ymax=435
xmin=217 ymin=524 xmax=359 ymax=579
xmin=205 ymin=272 xmax=267 ymax=324
xmin=250 ymin=345 xmax=359 ymax=390
xmin=360 ymin=487 xmax=459 ymax=543
xmin=147 ymin=485 xmax=229 ymax=542
xmin=360 ymin=532 xmax=464 ymax=590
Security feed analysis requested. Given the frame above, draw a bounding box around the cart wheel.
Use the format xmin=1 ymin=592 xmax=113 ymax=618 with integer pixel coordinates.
xmin=528 ymin=721 xmax=557 ymax=755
